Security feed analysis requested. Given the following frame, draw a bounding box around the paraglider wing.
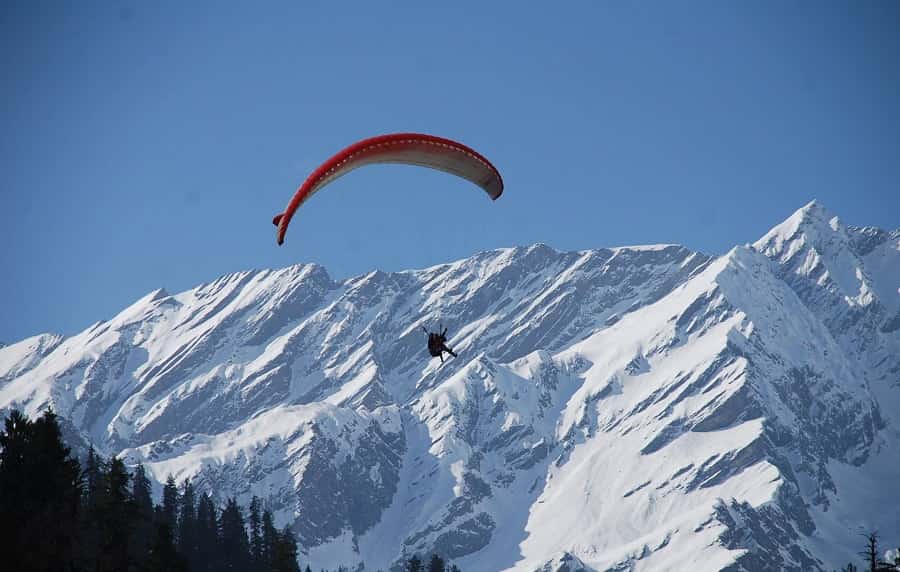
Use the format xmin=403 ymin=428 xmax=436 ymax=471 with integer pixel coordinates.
xmin=273 ymin=133 xmax=504 ymax=245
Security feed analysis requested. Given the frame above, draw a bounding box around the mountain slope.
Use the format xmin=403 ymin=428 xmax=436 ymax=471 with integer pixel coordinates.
xmin=1 ymin=203 xmax=897 ymax=571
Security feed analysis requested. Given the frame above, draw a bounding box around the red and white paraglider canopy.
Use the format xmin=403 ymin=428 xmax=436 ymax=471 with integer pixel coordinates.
xmin=273 ymin=133 xmax=503 ymax=245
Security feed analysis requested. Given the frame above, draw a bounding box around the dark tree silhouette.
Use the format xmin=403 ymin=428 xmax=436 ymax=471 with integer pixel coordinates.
xmin=262 ymin=508 xmax=279 ymax=567
xmin=162 ymin=474 xmax=180 ymax=533
xmin=0 ymin=411 xmax=32 ymax=572
xmin=1 ymin=408 xmax=314 ymax=572
xmin=864 ymin=532 xmax=880 ymax=572
xmin=249 ymin=496 xmax=264 ymax=566
xmin=219 ymin=497 xmax=252 ymax=571
xmin=130 ymin=463 xmax=155 ymax=571
xmin=271 ymin=525 xmax=302 ymax=572
xmin=148 ymin=504 xmax=186 ymax=572
xmin=97 ymin=456 xmax=135 ymax=571
xmin=178 ymin=479 xmax=198 ymax=570
xmin=196 ymin=492 xmax=220 ymax=572
xmin=0 ymin=409 xmax=82 ymax=571
xmin=80 ymin=444 xmax=107 ymax=566
xmin=406 ymin=554 xmax=423 ymax=572
xmin=84 ymin=446 xmax=104 ymax=498
xmin=856 ymin=531 xmax=899 ymax=572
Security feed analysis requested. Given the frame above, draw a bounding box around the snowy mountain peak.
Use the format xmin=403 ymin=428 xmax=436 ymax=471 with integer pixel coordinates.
xmin=754 ymin=199 xmax=842 ymax=255
xmin=753 ymin=200 xmax=878 ymax=308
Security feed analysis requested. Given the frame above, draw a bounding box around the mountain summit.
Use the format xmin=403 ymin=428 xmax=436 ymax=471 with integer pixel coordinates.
xmin=2 ymin=203 xmax=898 ymax=571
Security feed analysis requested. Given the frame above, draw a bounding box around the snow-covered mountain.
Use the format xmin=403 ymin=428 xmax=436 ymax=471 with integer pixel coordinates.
xmin=2 ymin=201 xmax=898 ymax=571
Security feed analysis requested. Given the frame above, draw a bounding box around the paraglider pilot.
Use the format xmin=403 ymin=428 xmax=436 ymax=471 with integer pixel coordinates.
xmin=422 ymin=325 xmax=457 ymax=363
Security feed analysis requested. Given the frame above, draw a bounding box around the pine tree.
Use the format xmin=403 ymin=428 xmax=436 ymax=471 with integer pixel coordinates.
xmin=81 ymin=444 xmax=108 ymax=567
xmin=149 ymin=477 xmax=186 ymax=572
xmin=84 ymin=445 xmax=104 ymax=500
xmin=860 ymin=531 xmax=897 ymax=572
xmin=219 ymin=497 xmax=252 ymax=571
xmin=271 ymin=525 xmax=301 ymax=572
xmin=97 ymin=456 xmax=135 ymax=571
xmin=196 ymin=492 xmax=219 ymax=572
xmin=262 ymin=507 xmax=279 ymax=568
xmin=129 ymin=463 xmax=155 ymax=571
xmin=131 ymin=463 xmax=154 ymax=516
xmin=249 ymin=496 xmax=264 ymax=567
xmin=0 ymin=409 xmax=36 ymax=571
xmin=162 ymin=474 xmax=180 ymax=535
xmin=428 ymin=554 xmax=446 ymax=572
xmin=35 ymin=409 xmax=84 ymax=569
xmin=0 ymin=409 xmax=82 ymax=571
xmin=865 ymin=532 xmax=880 ymax=572
xmin=178 ymin=479 xmax=198 ymax=569
xmin=148 ymin=504 xmax=186 ymax=572
xmin=407 ymin=555 xmax=423 ymax=572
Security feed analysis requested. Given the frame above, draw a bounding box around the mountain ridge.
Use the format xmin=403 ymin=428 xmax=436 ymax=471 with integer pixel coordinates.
xmin=1 ymin=202 xmax=898 ymax=571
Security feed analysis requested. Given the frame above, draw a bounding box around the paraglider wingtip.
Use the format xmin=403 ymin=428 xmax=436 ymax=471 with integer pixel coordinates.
xmin=273 ymin=214 xmax=286 ymax=245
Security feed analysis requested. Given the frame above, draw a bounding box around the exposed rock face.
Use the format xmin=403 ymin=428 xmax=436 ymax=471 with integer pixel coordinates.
xmin=1 ymin=202 xmax=897 ymax=571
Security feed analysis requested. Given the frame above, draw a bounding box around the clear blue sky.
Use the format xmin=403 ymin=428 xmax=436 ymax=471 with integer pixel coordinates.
xmin=2 ymin=1 xmax=899 ymax=344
